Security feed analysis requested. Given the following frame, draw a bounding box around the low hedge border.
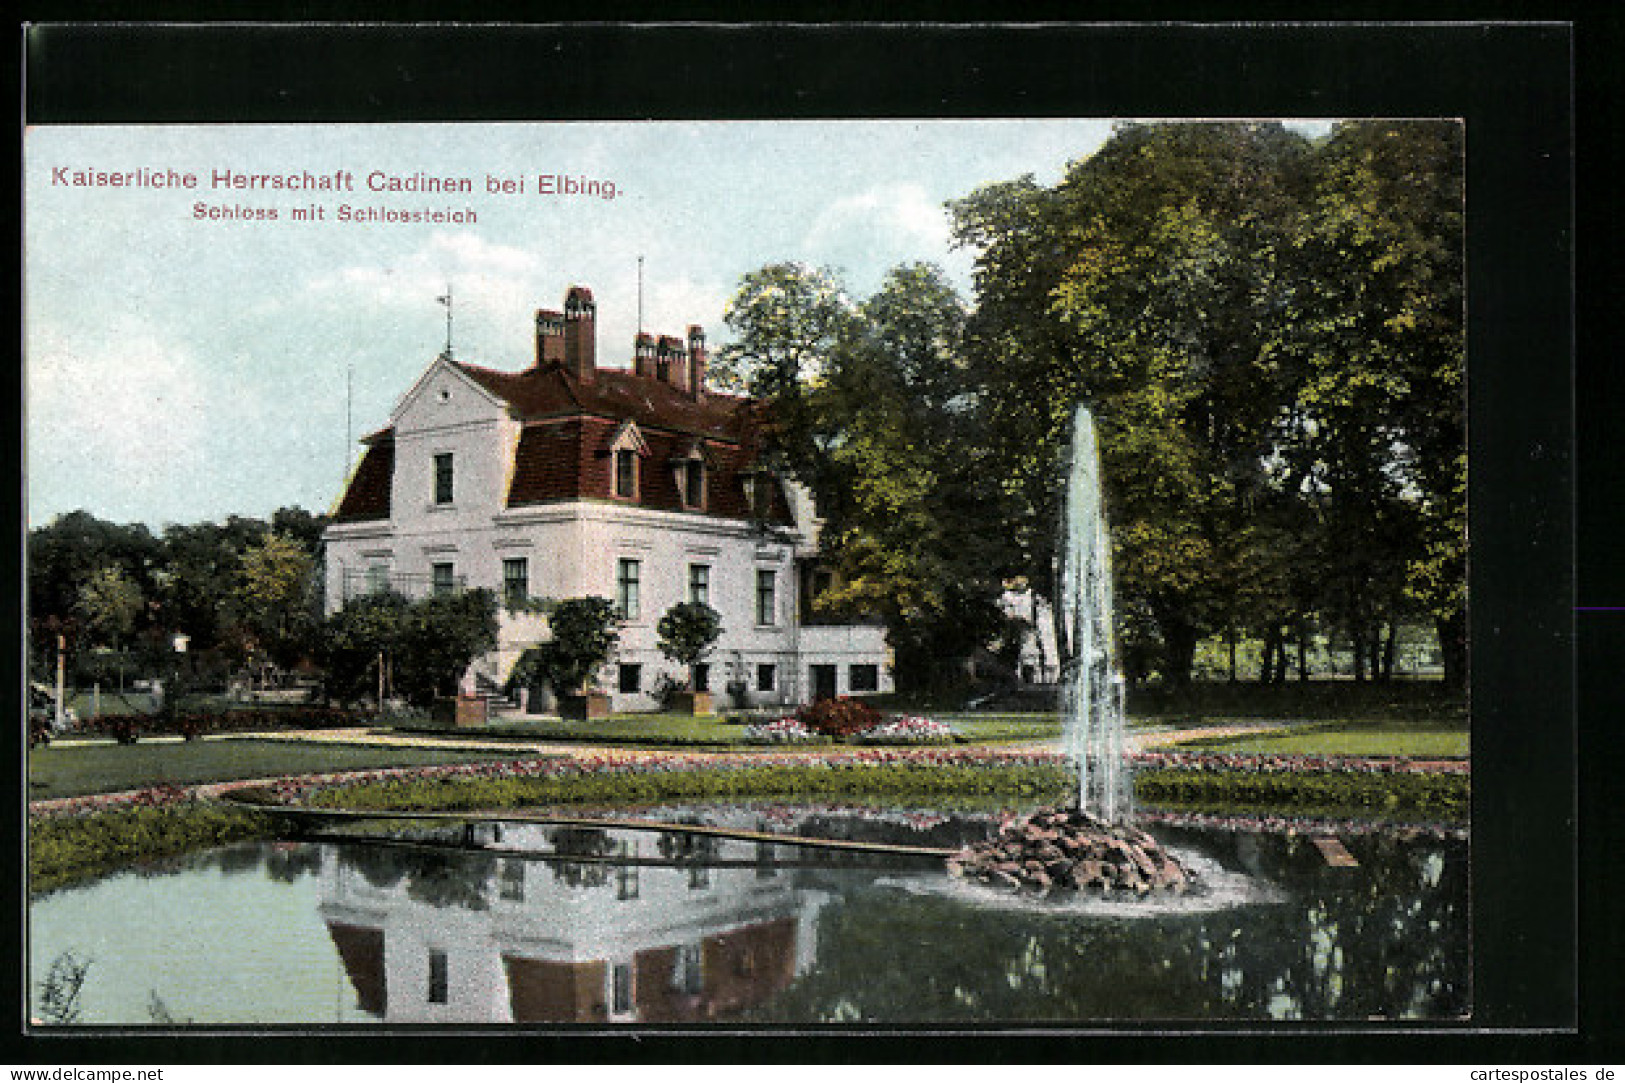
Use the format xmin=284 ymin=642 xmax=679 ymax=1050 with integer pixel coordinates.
xmin=30 ymin=801 xmax=277 ymax=896
xmin=30 ymin=746 xmax=1469 ymax=894
xmin=63 ymin=706 xmax=373 ymax=744
xmin=263 ymin=748 xmax=1468 ymax=822
xmin=1135 ymin=767 xmax=1468 ymax=819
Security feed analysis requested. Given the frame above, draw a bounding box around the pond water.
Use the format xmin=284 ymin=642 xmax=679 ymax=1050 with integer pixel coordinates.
xmin=28 ymin=804 xmax=1469 ymax=1027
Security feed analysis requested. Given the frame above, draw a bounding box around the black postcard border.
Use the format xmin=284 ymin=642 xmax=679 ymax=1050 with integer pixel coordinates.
xmin=12 ymin=17 xmax=1597 ymax=1065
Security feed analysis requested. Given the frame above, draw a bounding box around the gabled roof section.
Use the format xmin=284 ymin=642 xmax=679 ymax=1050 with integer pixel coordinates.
xmin=605 ymin=419 xmax=651 ymax=457
xmin=667 ymin=435 xmax=722 ymax=469
xmin=454 ymin=359 xmax=756 ymax=443
xmin=332 ymin=430 xmax=394 ymax=522
xmin=390 ymin=351 xmax=508 ymax=426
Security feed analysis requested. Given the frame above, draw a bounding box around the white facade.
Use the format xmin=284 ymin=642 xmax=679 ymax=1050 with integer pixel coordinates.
xmin=325 ymin=352 xmax=893 ymax=711
xmin=316 ymin=826 xmax=829 ymax=1024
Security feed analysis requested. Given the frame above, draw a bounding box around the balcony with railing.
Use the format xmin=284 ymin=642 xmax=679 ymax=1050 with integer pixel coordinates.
xmin=339 ymin=568 xmax=469 ymax=603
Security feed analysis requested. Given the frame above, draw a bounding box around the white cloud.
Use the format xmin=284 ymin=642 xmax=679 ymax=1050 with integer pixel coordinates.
xmin=27 ymin=324 xmax=215 ymax=524
xmin=304 ymin=230 xmax=545 ymax=319
xmin=804 ymin=184 xmax=953 ymax=267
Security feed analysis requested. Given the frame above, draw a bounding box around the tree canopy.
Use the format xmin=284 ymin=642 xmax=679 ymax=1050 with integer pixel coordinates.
xmin=728 ymin=120 xmax=1464 ymax=690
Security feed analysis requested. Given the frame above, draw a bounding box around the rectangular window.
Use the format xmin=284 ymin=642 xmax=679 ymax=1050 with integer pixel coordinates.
xmin=849 ymin=663 xmax=880 ymax=693
xmin=811 ymin=664 xmax=838 ymax=700
xmin=366 ymin=565 xmax=390 ymax=595
xmin=618 ymin=663 xmax=641 ymax=694
xmin=755 ymin=841 xmax=778 ymax=879
xmin=616 ymin=839 xmax=640 ymax=901
xmin=614 ymin=449 xmax=637 ymax=499
xmin=611 ymin=964 xmax=633 ymax=1014
xmin=434 ymin=452 xmax=454 ymax=505
xmin=688 ymin=564 xmax=710 ymax=607
xmin=683 ymin=460 xmax=705 ymax=508
xmin=756 ymin=569 xmax=777 ymax=626
xmin=500 ymin=859 xmax=526 ymax=902
xmin=616 ymin=558 xmax=641 ymax=620
xmin=428 ymin=950 xmax=449 ymax=1004
xmin=757 ymin=663 xmax=776 ymax=693
xmin=673 ymin=944 xmax=704 ymax=995
xmin=432 ymin=562 xmax=456 ymax=597
xmin=502 ymin=557 xmax=529 ymax=609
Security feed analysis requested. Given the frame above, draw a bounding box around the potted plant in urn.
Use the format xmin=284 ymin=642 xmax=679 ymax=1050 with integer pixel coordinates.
xmin=536 ymin=597 xmax=621 ymax=721
xmin=656 ymin=602 xmax=723 ymax=716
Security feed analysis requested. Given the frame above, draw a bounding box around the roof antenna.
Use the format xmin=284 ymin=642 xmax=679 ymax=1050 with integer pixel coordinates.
xmin=344 ymin=363 xmax=354 ymax=480
xmin=637 ymin=255 xmax=645 ymax=333
xmin=436 ymin=284 xmax=454 ymax=359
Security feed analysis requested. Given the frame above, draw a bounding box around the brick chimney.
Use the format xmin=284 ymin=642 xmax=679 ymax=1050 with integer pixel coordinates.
xmin=534 ymin=309 xmax=565 ymax=369
xmin=687 ymin=325 xmax=708 ymax=400
xmin=633 ymin=332 xmax=656 ymax=378
xmin=563 ymin=286 xmax=596 ymax=382
xmin=658 ymin=335 xmax=687 ymax=392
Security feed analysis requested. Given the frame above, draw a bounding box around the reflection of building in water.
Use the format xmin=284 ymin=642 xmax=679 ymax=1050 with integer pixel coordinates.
xmin=317 ymin=829 xmax=829 ymax=1024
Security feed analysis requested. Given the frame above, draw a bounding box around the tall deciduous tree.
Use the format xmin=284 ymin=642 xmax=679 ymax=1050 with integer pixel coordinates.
xmin=237 ymin=532 xmax=319 ymax=670
xmin=955 ymin=122 xmax=1317 ymax=685
xmin=1286 ymin=120 xmax=1465 ymax=685
xmin=74 ymin=565 xmax=143 ymax=650
xmin=714 ymin=262 xmax=856 ymax=501
xmin=815 ymin=264 xmax=1022 ymax=690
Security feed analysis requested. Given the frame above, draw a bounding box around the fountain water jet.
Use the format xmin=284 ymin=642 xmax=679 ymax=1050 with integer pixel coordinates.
xmin=949 ymin=404 xmax=1193 ymax=897
xmin=1059 ymin=405 xmax=1133 ymax=824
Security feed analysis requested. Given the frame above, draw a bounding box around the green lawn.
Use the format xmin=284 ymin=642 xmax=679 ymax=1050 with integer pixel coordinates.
xmin=1173 ymin=721 xmax=1469 ymax=758
xmin=26 ymin=739 xmax=544 ymax=802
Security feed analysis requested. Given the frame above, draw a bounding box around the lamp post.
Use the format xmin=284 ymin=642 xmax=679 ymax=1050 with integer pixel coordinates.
xmin=166 ymin=633 xmax=189 ymax=721
xmin=54 ymin=634 xmax=66 ymax=732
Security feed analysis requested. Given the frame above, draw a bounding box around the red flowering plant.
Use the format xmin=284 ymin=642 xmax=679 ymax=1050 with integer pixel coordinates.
xmin=795 ymin=696 xmax=881 ymax=738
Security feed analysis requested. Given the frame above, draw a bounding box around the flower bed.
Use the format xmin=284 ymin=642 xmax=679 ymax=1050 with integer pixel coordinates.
xmin=855 ymin=715 xmax=960 ymax=745
xmin=742 ymin=717 xmax=825 ymax=744
xmin=1130 ymin=749 xmax=1469 ymax=776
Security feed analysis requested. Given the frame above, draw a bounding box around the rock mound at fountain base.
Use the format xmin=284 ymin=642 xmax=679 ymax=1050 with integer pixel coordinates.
xmin=948 ymin=807 xmax=1195 ymax=897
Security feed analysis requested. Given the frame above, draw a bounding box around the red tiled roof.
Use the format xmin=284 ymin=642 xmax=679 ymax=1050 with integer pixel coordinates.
xmin=332 ymin=431 xmax=394 ymax=522
xmin=504 ymin=956 xmax=608 ymax=1023
xmin=455 ymin=360 xmax=759 ymax=444
xmin=506 ymin=416 xmax=793 ymax=524
xmin=332 ymin=361 xmax=794 ymax=527
xmin=326 ymin=922 xmax=387 ymax=1016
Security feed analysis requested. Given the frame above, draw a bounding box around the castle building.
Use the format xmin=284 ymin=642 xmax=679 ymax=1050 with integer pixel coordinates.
xmin=323 ymin=285 xmax=892 ymax=711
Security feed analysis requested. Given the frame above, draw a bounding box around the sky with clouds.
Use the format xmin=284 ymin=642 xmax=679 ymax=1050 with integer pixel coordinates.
xmin=25 ymin=119 xmax=1316 ymax=530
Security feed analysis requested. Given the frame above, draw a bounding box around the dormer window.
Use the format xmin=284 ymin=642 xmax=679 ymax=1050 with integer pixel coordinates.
xmin=605 ymin=420 xmax=650 ymax=502
xmin=683 ymin=459 xmax=705 ymax=508
xmin=615 ymin=449 xmax=638 ymax=499
xmin=670 ymin=439 xmax=712 ymax=511
xmin=742 ymin=469 xmax=774 ymax=518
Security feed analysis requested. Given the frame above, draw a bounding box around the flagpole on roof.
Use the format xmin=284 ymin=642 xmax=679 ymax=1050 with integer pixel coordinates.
xmin=637 ymin=255 xmax=644 ymax=333
xmin=437 ymin=284 xmax=453 ymax=359
xmin=345 ymin=363 xmax=353 ymax=480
